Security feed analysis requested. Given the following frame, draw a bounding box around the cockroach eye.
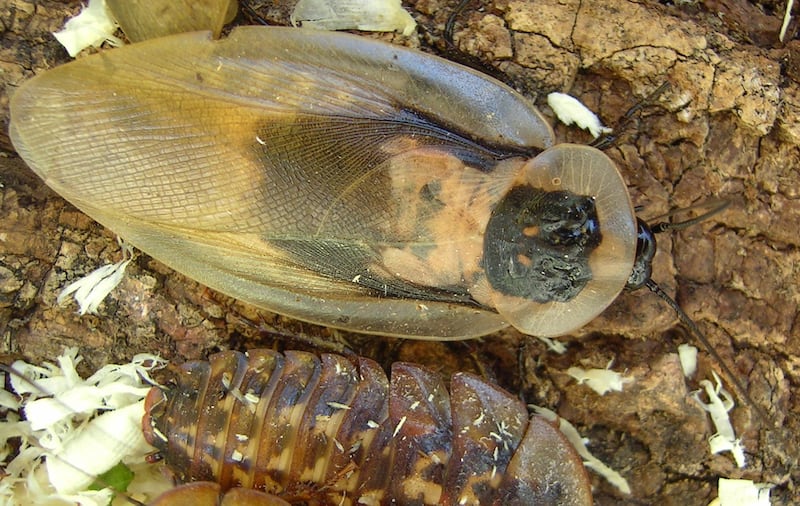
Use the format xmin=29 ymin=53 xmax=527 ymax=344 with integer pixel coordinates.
xmin=626 ymin=217 xmax=656 ymax=291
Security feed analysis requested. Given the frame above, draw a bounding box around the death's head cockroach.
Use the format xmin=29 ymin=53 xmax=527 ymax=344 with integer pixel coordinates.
xmin=142 ymin=349 xmax=593 ymax=505
xmin=9 ymin=26 xmax=635 ymax=339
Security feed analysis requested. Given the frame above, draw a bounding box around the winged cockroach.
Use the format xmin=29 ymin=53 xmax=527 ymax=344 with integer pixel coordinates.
xmin=9 ymin=26 xmax=636 ymax=340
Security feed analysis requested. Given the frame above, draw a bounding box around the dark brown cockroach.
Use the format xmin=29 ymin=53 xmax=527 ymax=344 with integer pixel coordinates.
xmin=142 ymin=349 xmax=593 ymax=505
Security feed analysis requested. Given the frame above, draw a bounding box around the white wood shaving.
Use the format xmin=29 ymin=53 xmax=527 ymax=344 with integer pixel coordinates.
xmin=780 ymin=0 xmax=794 ymax=42
xmin=291 ymin=0 xmax=417 ymax=36
xmin=691 ymin=372 xmax=746 ymax=468
xmin=53 ymin=0 xmax=122 ymax=57
xmin=537 ymin=335 xmax=568 ymax=354
xmin=678 ymin=343 xmax=699 ymax=378
xmin=1 ymin=348 xmax=166 ymax=504
xmin=547 ymin=92 xmax=613 ymax=139
xmin=567 ymin=363 xmax=633 ymax=395
xmin=708 ymin=478 xmax=773 ymax=506
xmin=45 ymin=402 xmax=149 ymax=493
xmin=531 ymin=406 xmax=631 ymax=495
xmin=57 ymin=239 xmax=134 ymax=315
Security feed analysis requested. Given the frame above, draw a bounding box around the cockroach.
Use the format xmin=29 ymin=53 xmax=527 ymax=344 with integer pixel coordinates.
xmin=142 ymin=349 xmax=593 ymax=505
xmin=8 ymin=26 xmax=635 ymax=340
xmin=1 ymin=350 xmax=592 ymax=505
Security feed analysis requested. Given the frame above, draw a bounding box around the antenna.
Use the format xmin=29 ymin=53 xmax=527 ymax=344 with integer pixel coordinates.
xmin=632 ymin=200 xmax=770 ymax=424
xmin=643 ymin=279 xmax=769 ymax=424
xmin=591 ymin=82 xmax=671 ymax=150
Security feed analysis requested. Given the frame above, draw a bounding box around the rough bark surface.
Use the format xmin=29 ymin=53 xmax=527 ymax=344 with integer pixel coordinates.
xmin=1 ymin=0 xmax=798 ymax=504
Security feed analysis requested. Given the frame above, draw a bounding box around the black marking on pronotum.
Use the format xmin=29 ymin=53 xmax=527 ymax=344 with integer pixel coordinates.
xmin=484 ymin=186 xmax=601 ymax=303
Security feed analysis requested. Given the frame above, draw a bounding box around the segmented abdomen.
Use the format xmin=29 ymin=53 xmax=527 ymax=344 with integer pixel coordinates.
xmin=143 ymin=350 xmax=592 ymax=505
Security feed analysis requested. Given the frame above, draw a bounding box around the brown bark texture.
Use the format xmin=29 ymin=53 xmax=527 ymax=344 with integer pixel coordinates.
xmin=0 ymin=0 xmax=798 ymax=504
